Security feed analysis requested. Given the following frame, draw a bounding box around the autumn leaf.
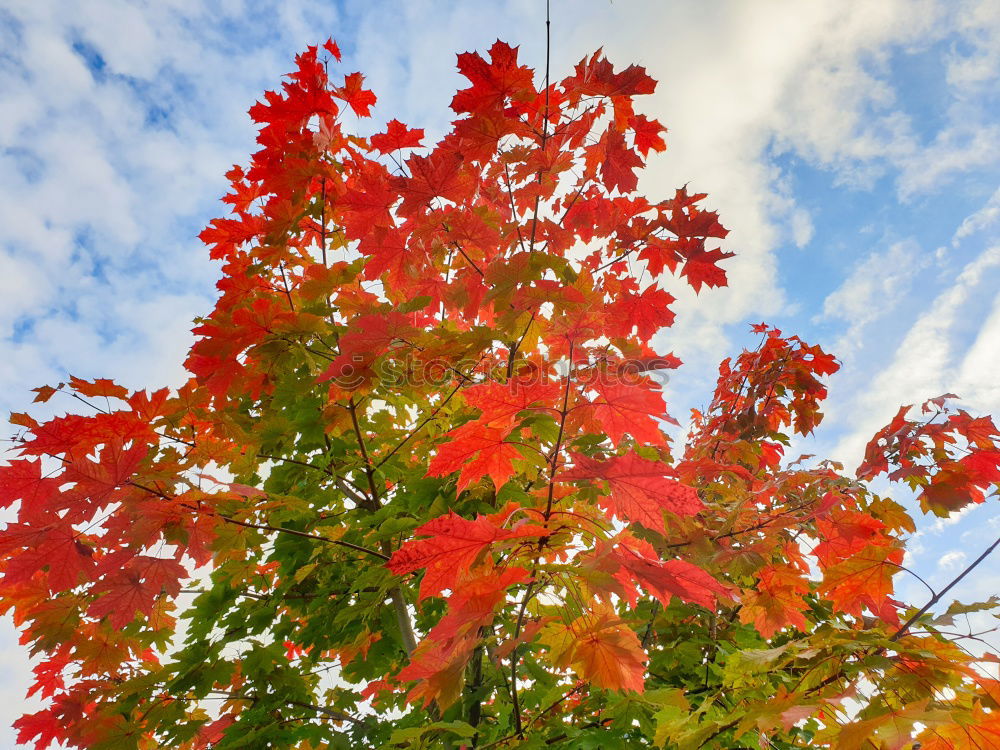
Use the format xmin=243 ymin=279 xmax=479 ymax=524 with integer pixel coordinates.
xmin=424 ymin=565 xmax=530 ymax=647
xmin=563 ymin=50 xmax=657 ymax=100
xmin=0 ymin=523 xmax=96 ymax=593
xmin=628 ymin=114 xmax=667 ymax=156
xmin=335 ymin=71 xmax=377 ymax=116
xmin=582 ymin=380 xmax=672 ymax=446
xmin=542 ymin=602 xmax=646 ymax=693
xmin=451 ymin=40 xmax=535 ymax=114
xmin=87 ymin=555 xmax=185 ymax=628
xmin=600 ymin=125 xmax=643 ymax=194
xmin=462 ymin=375 xmax=561 ymax=424
xmin=739 ymin=564 xmax=810 ymax=640
xmin=605 ymin=283 xmax=676 ymax=340
xmin=0 ymin=459 xmax=57 ymax=518
xmin=819 ymin=543 xmax=903 ymax=620
xmin=67 ymin=376 xmax=130 ymax=400
xmin=386 ymin=511 xmax=545 ymax=600
xmin=395 ymin=637 xmax=471 ymax=709
xmin=396 ymin=149 xmax=472 ymax=216
xmin=679 ymin=246 xmax=733 ymax=292
xmin=370 ymin=118 xmax=425 ymax=153
xmin=425 ymin=420 xmax=527 ymax=492
xmin=560 ymin=452 xmax=701 ymax=533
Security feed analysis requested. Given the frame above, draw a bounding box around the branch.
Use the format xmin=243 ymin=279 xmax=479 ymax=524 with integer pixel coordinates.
xmin=527 ymin=0 xmax=552 ymax=256
xmin=286 ymin=700 xmax=367 ymax=726
xmin=346 ymin=398 xmax=419 ymax=654
xmin=509 ymin=578 xmax=537 ymax=737
xmin=347 ymin=397 xmax=381 ymax=512
xmin=375 ymin=381 xmax=465 ymax=469
xmin=127 ymin=480 xmax=390 ymax=560
xmin=505 ymin=313 xmax=536 ymax=380
xmin=544 ymin=338 xmax=574 ymax=521
xmin=890 ymin=532 xmax=1000 ymax=641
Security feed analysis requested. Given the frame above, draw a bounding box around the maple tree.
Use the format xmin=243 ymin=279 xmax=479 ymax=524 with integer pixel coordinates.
xmin=2 ymin=32 xmax=1000 ymax=750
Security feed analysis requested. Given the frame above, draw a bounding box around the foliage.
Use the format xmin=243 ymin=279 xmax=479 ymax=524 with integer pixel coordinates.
xmin=2 ymin=37 xmax=1000 ymax=750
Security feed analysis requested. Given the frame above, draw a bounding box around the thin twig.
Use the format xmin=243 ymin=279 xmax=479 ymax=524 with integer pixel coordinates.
xmin=890 ymin=533 xmax=1000 ymax=641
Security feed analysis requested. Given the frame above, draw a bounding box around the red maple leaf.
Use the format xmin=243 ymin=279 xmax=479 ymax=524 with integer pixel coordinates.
xmin=0 ymin=459 xmax=58 ymax=519
xmin=739 ymin=564 xmax=810 ymax=639
xmin=425 ymin=565 xmax=530 ymax=647
xmin=559 ymin=452 xmax=701 ymax=533
xmin=87 ymin=555 xmax=185 ymax=628
xmin=370 ymin=119 xmax=425 ymax=153
xmin=0 ymin=523 xmax=96 ymax=592
xmin=67 ymin=376 xmax=129 ymax=400
xmin=451 ymin=40 xmax=536 ymax=114
xmin=396 ymin=149 xmax=472 ymax=216
xmin=322 ymin=38 xmax=342 ymax=62
xmin=316 ymin=312 xmax=414 ymax=388
xmin=463 ymin=376 xmax=562 ymax=424
xmin=546 ymin=602 xmax=647 ymax=693
xmin=339 ymin=161 xmax=398 ymax=238
xmin=359 ymin=226 xmax=419 ymax=282
xmin=425 ymin=420 xmax=526 ymax=492
xmin=582 ymin=380 xmax=671 ymax=446
xmin=386 ymin=511 xmax=546 ymax=600
xmin=563 ymin=50 xmax=657 ymax=99
xmin=607 ymin=536 xmax=731 ymax=609
xmin=14 ymin=709 xmax=61 ymax=750
xmin=628 ymin=114 xmax=667 ymax=156
xmin=335 ymin=72 xmax=377 ymax=117
xmin=600 ymin=126 xmax=643 ymax=194
xmin=680 ymin=246 xmax=734 ymax=293
xmin=27 ymin=656 xmax=68 ymax=701
xmin=394 ymin=635 xmax=472 ymax=709
xmin=61 ymin=440 xmax=149 ymax=519
xmin=605 ymin=283 xmax=676 ymax=340
xmin=819 ymin=544 xmax=903 ymax=620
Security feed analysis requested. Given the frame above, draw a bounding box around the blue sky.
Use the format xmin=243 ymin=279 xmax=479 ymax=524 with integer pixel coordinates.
xmin=1 ymin=1 xmax=999 ymax=745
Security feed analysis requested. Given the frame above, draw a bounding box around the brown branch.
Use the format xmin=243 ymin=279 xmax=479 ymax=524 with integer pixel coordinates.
xmin=450 ymin=240 xmax=485 ymax=277
xmin=347 ymin=397 xmax=381 ymax=512
xmin=502 ymin=160 xmax=528 ymax=254
xmin=287 ymin=699 xmax=366 ymax=726
xmin=505 ymin=313 xmax=536 ymax=380
xmin=526 ymin=0 xmax=552 ymax=256
xmin=544 ymin=338 xmax=574 ymax=521
xmin=375 ymin=380 xmax=465 ymax=469
xmin=127 ymin=480 xmax=389 ymax=561
xmin=890 ymin=532 xmax=1000 ymax=641
xmin=509 ymin=578 xmax=537 ymax=737
xmin=346 ymin=397 xmax=419 ymax=654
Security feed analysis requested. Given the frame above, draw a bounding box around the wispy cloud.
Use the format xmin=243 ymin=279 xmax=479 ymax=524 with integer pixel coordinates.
xmin=831 ymin=243 xmax=1000 ymax=468
xmin=820 ymin=240 xmax=927 ymax=355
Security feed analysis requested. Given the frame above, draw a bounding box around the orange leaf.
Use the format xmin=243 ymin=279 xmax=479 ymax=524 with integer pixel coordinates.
xmin=545 ymin=603 xmax=646 ymax=693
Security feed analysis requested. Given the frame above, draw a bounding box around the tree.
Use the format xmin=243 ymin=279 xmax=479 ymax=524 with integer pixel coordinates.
xmin=2 ymin=35 xmax=999 ymax=750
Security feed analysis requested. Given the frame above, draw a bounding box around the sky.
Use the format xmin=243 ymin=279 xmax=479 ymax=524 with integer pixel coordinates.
xmin=1 ymin=0 xmax=999 ymax=745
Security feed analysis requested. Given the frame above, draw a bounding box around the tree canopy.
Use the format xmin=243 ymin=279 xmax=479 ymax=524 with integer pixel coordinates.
xmin=2 ymin=37 xmax=999 ymax=750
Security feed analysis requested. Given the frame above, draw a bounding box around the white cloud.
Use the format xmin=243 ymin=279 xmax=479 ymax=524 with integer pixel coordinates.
xmin=953 ymin=185 xmax=1000 ymax=244
xmin=898 ymin=123 xmax=1000 ymax=199
xmin=831 ymin=244 xmax=1000 ymax=468
xmin=820 ymin=240 xmax=927 ymax=355
xmin=791 ymin=209 xmax=815 ymax=248
xmin=939 ymin=549 xmax=968 ymax=570
xmin=947 ymin=0 xmax=1000 ymax=92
